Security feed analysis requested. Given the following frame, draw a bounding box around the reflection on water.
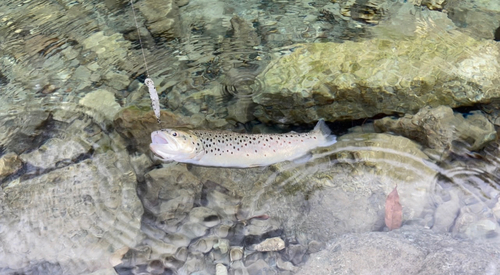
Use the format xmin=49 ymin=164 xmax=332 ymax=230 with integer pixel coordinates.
xmin=1 ymin=0 xmax=500 ymax=274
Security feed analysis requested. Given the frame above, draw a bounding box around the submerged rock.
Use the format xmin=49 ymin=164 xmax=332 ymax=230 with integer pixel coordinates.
xmin=446 ymin=0 xmax=500 ymax=39
xmin=253 ymin=237 xmax=285 ymax=252
xmin=79 ymin=89 xmax=122 ymax=122
xmin=253 ymin=29 xmax=500 ymax=124
xmin=138 ymin=0 xmax=181 ymax=39
xmin=19 ymin=137 xmax=92 ymax=169
xmin=298 ymin=225 xmax=500 ymax=274
xmin=0 ymin=152 xmax=22 ymax=178
xmin=374 ymin=106 xmax=496 ymax=157
xmin=0 ymin=152 xmax=143 ymax=274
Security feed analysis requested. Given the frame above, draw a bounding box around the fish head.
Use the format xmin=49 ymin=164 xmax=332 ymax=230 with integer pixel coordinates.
xmin=150 ymin=129 xmax=203 ymax=162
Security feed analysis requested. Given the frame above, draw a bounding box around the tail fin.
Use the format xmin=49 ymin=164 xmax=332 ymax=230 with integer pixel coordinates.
xmin=314 ymin=119 xmax=337 ymax=146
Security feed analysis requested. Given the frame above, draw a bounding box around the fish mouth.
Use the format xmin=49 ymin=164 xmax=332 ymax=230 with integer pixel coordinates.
xmin=151 ymin=131 xmax=169 ymax=145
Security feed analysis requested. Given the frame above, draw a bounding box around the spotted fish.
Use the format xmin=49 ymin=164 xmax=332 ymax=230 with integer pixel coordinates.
xmin=150 ymin=120 xmax=336 ymax=168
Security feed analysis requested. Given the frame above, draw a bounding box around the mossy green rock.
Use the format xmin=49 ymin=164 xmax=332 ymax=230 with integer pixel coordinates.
xmin=253 ymin=30 xmax=500 ymax=124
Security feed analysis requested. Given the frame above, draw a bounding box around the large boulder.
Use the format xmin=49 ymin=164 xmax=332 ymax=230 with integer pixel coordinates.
xmin=252 ymin=29 xmax=500 ymax=124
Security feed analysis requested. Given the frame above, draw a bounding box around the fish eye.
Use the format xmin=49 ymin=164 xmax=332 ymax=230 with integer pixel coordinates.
xmin=172 ymin=132 xmax=178 ymax=137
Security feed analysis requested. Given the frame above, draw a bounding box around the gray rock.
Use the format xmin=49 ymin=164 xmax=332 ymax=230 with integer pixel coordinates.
xmin=205 ymin=189 xmax=241 ymax=218
xmin=213 ymin=238 xmax=230 ymax=254
xmin=298 ymin=225 xmax=500 ymax=274
xmin=0 ymin=152 xmax=22 ymax=178
xmin=177 ymin=253 xmax=210 ymax=274
xmin=253 ymin=237 xmax=285 ymax=252
xmin=452 ymin=203 xmax=500 ymax=242
xmin=0 ymin=151 xmax=143 ymax=274
xmin=245 ymin=218 xmax=281 ymax=237
xmin=307 ymin=240 xmax=324 ymax=254
xmin=138 ymin=0 xmax=181 ymax=39
xmin=284 ymin=243 xmax=308 ymax=265
xmin=374 ymin=106 xmax=496 ymax=158
xmin=19 ymin=137 xmax=92 ymax=169
xmin=216 ymin=263 xmax=228 ymax=275
xmin=252 ymin=27 xmax=500 ymax=124
xmin=276 ymin=258 xmax=297 ymax=272
xmin=177 ymin=0 xmax=189 ymax=7
xmin=229 ymin=246 xmax=243 ymax=262
xmin=188 ymin=236 xmax=217 ymax=253
xmin=79 ymin=89 xmax=122 ymax=122
xmin=246 ymin=259 xmax=275 ymax=275
xmin=158 ymin=190 xmax=194 ymax=222
xmin=179 ymin=222 xmax=209 ymax=239
xmin=230 ymin=260 xmax=249 ymax=275
xmin=432 ymin=192 xmax=461 ymax=233
xmin=446 ymin=0 xmax=500 ymax=39
xmin=142 ymin=165 xmax=202 ymax=227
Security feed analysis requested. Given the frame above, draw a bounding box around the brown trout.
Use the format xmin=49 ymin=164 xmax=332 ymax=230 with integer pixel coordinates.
xmin=150 ymin=120 xmax=336 ymax=167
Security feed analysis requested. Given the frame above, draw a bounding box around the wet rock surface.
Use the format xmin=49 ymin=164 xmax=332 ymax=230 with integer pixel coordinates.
xmin=253 ymin=29 xmax=500 ymax=124
xmin=1 ymin=0 xmax=500 ymax=274
xmin=374 ymin=106 xmax=497 ymax=158
xmin=445 ymin=0 xmax=500 ymax=40
xmin=298 ymin=225 xmax=500 ymax=274
xmin=0 ymin=107 xmax=143 ymax=274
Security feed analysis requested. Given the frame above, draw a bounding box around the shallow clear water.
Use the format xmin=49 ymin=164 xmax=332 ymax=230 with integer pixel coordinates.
xmin=1 ymin=0 xmax=500 ymax=274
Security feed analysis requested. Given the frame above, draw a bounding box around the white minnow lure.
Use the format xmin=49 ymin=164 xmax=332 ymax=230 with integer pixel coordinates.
xmin=150 ymin=120 xmax=337 ymax=168
xmin=145 ymin=78 xmax=161 ymax=123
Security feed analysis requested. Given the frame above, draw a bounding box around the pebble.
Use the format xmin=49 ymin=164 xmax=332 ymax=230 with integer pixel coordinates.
xmin=188 ymin=236 xmax=217 ymax=253
xmin=253 ymin=237 xmax=285 ymax=252
xmin=0 ymin=153 xmax=22 ymax=178
xmin=215 ymin=263 xmax=228 ymax=275
xmin=213 ymin=238 xmax=230 ymax=254
xmin=276 ymin=258 xmax=297 ymax=272
xmin=78 ymin=89 xmax=121 ymax=121
xmin=189 ymin=207 xmax=220 ymax=228
xmin=230 ymin=247 xmax=244 ymax=261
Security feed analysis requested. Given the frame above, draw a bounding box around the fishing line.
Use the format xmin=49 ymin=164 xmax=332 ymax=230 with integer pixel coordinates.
xmin=130 ymin=0 xmax=161 ymax=124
